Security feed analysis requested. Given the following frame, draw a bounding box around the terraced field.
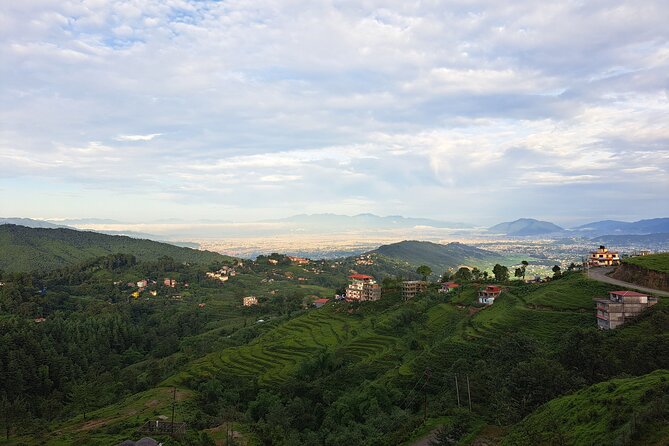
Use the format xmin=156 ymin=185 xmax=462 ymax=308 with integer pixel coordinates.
xmin=171 ymin=305 xmax=401 ymax=386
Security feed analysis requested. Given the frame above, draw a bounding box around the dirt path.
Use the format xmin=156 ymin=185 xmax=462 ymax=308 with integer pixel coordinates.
xmin=587 ymin=267 xmax=669 ymax=297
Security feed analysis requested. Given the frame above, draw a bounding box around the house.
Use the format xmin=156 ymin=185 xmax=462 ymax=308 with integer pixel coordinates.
xmin=596 ymin=290 xmax=658 ymax=329
xmin=198 ymin=303 xmax=206 ymax=308
xmin=34 ymin=317 xmax=46 ymax=323
xmin=345 ymin=274 xmax=382 ymax=301
xmin=588 ymin=245 xmax=621 ymax=267
xmin=268 ymin=259 xmax=279 ymax=265
xmin=313 ymin=298 xmax=329 ymax=308
xmin=288 ymin=256 xmax=310 ymax=265
xmin=478 ymin=285 xmax=501 ymax=305
xmin=137 ymin=279 xmax=148 ymax=289
xmin=243 ymin=296 xmax=259 ymax=306
xmin=163 ymin=278 xmax=177 ymax=288
xmin=402 ymin=281 xmax=428 ymax=300
xmin=439 ymin=282 xmax=460 ymax=293
xmin=149 ymin=290 xmax=158 ymax=296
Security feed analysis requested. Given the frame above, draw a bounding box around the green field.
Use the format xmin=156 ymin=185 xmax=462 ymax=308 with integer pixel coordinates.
xmin=624 ymin=253 xmax=669 ymax=273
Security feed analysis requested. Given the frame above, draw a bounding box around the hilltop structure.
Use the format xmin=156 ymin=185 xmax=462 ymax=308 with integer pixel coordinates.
xmin=478 ymin=285 xmax=501 ymax=305
xmin=402 ymin=281 xmax=428 ymax=300
xmin=588 ymin=245 xmax=621 ymax=267
xmin=596 ymin=290 xmax=658 ymax=329
xmin=345 ymin=274 xmax=381 ymax=301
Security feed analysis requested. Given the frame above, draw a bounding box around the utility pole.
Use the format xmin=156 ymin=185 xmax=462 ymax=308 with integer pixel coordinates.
xmin=455 ymin=375 xmax=461 ymax=408
xmin=423 ymin=368 xmax=431 ymax=421
xmin=466 ymin=375 xmax=472 ymax=412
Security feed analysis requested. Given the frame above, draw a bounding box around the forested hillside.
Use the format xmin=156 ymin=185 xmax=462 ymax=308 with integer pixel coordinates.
xmin=369 ymin=240 xmax=508 ymax=275
xmin=0 ymin=224 xmax=228 ymax=272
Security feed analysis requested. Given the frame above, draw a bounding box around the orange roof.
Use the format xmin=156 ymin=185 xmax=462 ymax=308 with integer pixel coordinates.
xmin=314 ymin=298 xmax=329 ymax=304
xmin=444 ymin=282 xmax=460 ymax=288
xmin=610 ymin=290 xmax=647 ymax=297
xmin=349 ymin=274 xmax=373 ymax=280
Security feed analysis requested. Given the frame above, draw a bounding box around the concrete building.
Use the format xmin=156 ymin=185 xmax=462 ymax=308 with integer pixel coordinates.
xmin=588 ymin=245 xmax=621 ymax=267
xmin=346 ymin=274 xmax=382 ymax=301
xmin=478 ymin=285 xmax=501 ymax=305
xmin=243 ymin=296 xmax=259 ymax=306
xmin=596 ymin=290 xmax=658 ymax=329
xmin=402 ymin=281 xmax=428 ymax=300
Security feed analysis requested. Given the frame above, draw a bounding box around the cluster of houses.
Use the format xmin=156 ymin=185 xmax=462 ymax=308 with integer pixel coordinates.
xmin=127 ymin=277 xmax=183 ymax=299
xmin=206 ymin=266 xmax=237 ymax=283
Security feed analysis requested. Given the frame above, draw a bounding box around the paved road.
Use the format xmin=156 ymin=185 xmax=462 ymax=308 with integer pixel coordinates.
xmin=587 ymin=267 xmax=669 ymax=297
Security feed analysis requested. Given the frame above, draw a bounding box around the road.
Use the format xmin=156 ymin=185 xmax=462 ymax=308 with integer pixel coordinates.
xmin=587 ymin=267 xmax=669 ymax=297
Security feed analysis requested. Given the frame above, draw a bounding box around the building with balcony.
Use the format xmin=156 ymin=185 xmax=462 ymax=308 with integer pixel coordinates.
xmin=402 ymin=281 xmax=428 ymax=300
xmin=243 ymin=296 xmax=258 ymax=306
xmin=478 ymin=285 xmax=501 ymax=305
xmin=345 ymin=274 xmax=382 ymax=301
xmin=596 ymin=290 xmax=658 ymax=329
xmin=588 ymin=245 xmax=621 ymax=267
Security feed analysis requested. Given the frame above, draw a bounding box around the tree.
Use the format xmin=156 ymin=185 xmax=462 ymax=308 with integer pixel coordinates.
xmin=416 ymin=265 xmax=432 ymax=282
xmin=514 ymin=268 xmax=524 ymax=280
xmin=440 ymin=271 xmax=452 ymax=283
xmin=492 ymin=264 xmax=509 ymax=282
xmin=70 ymin=382 xmax=95 ymax=421
xmin=552 ymin=265 xmax=562 ymax=279
xmin=453 ymin=267 xmax=472 ymax=282
xmin=482 ymin=271 xmax=489 ymax=280
xmin=429 ymin=410 xmax=472 ymax=445
xmin=471 ymin=268 xmax=481 ymax=281
xmin=521 ymin=260 xmax=529 ymax=280
xmin=0 ymin=396 xmax=28 ymax=440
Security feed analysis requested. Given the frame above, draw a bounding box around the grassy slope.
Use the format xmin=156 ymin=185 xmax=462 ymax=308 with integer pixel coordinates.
xmin=624 ymin=253 xmax=669 ymax=274
xmin=370 ymin=240 xmax=509 ymax=276
xmin=41 ymin=272 xmax=664 ymax=444
xmin=0 ymin=224 xmax=229 ymax=272
xmin=502 ymin=370 xmax=669 ymax=446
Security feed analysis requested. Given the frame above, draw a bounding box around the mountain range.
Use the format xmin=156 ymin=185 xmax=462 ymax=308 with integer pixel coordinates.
xmin=488 ymin=217 xmax=669 ymax=237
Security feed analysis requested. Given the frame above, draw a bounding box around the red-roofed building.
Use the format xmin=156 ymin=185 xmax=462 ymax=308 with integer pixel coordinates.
xmin=597 ymin=290 xmax=658 ymax=329
xmin=346 ymin=274 xmax=381 ymax=301
xmin=478 ymin=285 xmax=501 ymax=305
xmin=439 ymin=282 xmax=460 ymax=293
xmin=313 ymin=298 xmax=330 ymax=308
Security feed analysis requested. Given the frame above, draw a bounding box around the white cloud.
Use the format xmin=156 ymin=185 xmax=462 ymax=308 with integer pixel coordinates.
xmin=115 ymin=133 xmax=162 ymax=142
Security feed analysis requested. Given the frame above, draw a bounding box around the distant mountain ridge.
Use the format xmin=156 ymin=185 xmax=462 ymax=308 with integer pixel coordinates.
xmin=0 ymin=224 xmax=229 ymax=273
xmin=367 ymin=240 xmax=507 ymax=275
xmin=0 ymin=217 xmax=70 ymax=229
xmin=489 ymin=218 xmax=564 ymax=236
xmin=572 ymin=218 xmax=669 ymax=235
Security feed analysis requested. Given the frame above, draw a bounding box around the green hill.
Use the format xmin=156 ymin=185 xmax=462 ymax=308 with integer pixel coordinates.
xmin=624 ymin=253 xmax=669 ymax=274
xmin=368 ymin=240 xmax=508 ymax=275
xmin=0 ymin=224 xmax=229 ymax=272
xmin=502 ymin=370 xmax=669 ymax=445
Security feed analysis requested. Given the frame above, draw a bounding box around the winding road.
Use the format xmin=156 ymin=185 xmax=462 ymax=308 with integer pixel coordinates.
xmin=587 ymin=266 xmax=669 ymax=297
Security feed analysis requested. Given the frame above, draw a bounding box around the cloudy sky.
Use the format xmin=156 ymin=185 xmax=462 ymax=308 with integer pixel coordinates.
xmin=1 ymin=0 xmax=668 ymax=226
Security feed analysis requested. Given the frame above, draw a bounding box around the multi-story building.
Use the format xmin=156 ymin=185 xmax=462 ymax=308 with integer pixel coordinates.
xmin=346 ymin=274 xmax=382 ymax=301
xmin=588 ymin=245 xmax=621 ymax=267
xmin=402 ymin=281 xmax=428 ymax=300
xmin=596 ymin=290 xmax=658 ymax=329
xmin=478 ymin=285 xmax=501 ymax=305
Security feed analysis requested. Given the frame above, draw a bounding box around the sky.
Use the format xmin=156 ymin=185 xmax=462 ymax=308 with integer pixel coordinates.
xmin=1 ymin=0 xmax=668 ymax=227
